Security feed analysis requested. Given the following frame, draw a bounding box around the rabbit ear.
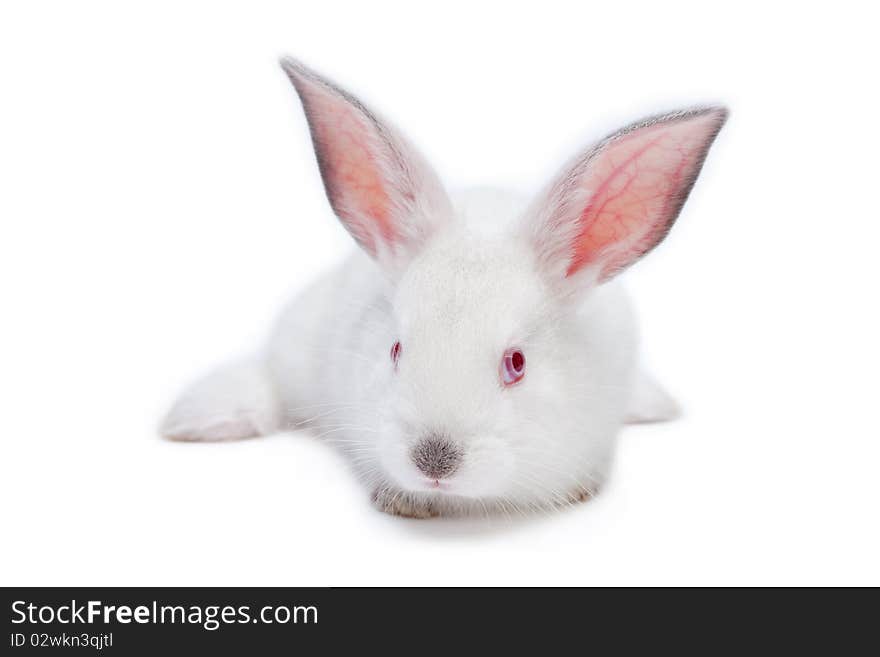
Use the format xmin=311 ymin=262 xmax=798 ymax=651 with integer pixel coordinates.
xmin=524 ymin=107 xmax=727 ymax=286
xmin=281 ymin=57 xmax=452 ymax=273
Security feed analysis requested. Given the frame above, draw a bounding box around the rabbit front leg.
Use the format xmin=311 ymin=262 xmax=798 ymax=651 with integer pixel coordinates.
xmin=371 ymin=487 xmax=441 ymax=519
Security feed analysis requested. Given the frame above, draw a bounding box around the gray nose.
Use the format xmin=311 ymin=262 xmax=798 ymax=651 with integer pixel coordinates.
xmin=411 ymin=435 xmax=462 ymax=479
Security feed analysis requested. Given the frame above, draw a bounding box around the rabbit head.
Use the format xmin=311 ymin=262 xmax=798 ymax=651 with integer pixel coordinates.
xmin=281 ymin=58 xmax=726 ymax=508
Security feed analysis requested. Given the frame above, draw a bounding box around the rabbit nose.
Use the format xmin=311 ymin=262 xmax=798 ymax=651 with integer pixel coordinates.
xmin=411 ymin=435 xmax=462 ymax=479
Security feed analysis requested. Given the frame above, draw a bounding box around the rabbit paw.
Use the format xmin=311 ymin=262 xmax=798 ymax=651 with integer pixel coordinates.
xmin=161 ymin=358 xmax=280 ymax=442
xmin=371 ymin=488 xmax=440 ymax=519
xmin=565 ymin=486 xmax=597 ymax=506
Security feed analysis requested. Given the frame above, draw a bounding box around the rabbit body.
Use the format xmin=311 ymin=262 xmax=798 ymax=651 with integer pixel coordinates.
xmin=265 ymin=189 xmax=639 ymax=515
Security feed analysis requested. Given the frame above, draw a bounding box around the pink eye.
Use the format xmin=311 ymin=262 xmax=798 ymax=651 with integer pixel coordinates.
xmin=501 ymin=348 xmax=526 ymax=386
xmin=390 ymin=341 xmax=401 ymax=367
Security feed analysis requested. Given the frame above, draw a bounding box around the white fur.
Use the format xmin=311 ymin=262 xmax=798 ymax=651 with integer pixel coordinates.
xmin=162 ymin=59 xmax=725 ymax=517
xmin=626 ymin=370 xmax=681 ymax=424
xmin=163 ymin=190 xmax=648 ymax=514
xmin=161 ymin=357 xmax=280 ymax=441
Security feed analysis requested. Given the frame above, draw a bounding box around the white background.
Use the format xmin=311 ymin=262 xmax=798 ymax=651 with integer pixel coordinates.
xmin=1 ymin=1 xmax=878 ymax=586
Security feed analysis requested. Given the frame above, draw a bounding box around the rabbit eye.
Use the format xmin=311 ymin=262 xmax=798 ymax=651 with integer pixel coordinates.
xmin=390 ymin=341 xmax=401 ymax=367
xmin=501 ymin=348 xmax=525 ymax=386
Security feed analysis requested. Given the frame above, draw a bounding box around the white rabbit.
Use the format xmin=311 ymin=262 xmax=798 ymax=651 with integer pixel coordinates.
xmin=161 ymin=57 xmax=727 ymax=518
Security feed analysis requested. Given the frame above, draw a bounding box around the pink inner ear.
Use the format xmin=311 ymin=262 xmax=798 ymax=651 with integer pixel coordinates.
xmin=566 ymin=114 xmax=718 ymax=279
xmin=303 ymin=83 xmax=397 ymax=256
